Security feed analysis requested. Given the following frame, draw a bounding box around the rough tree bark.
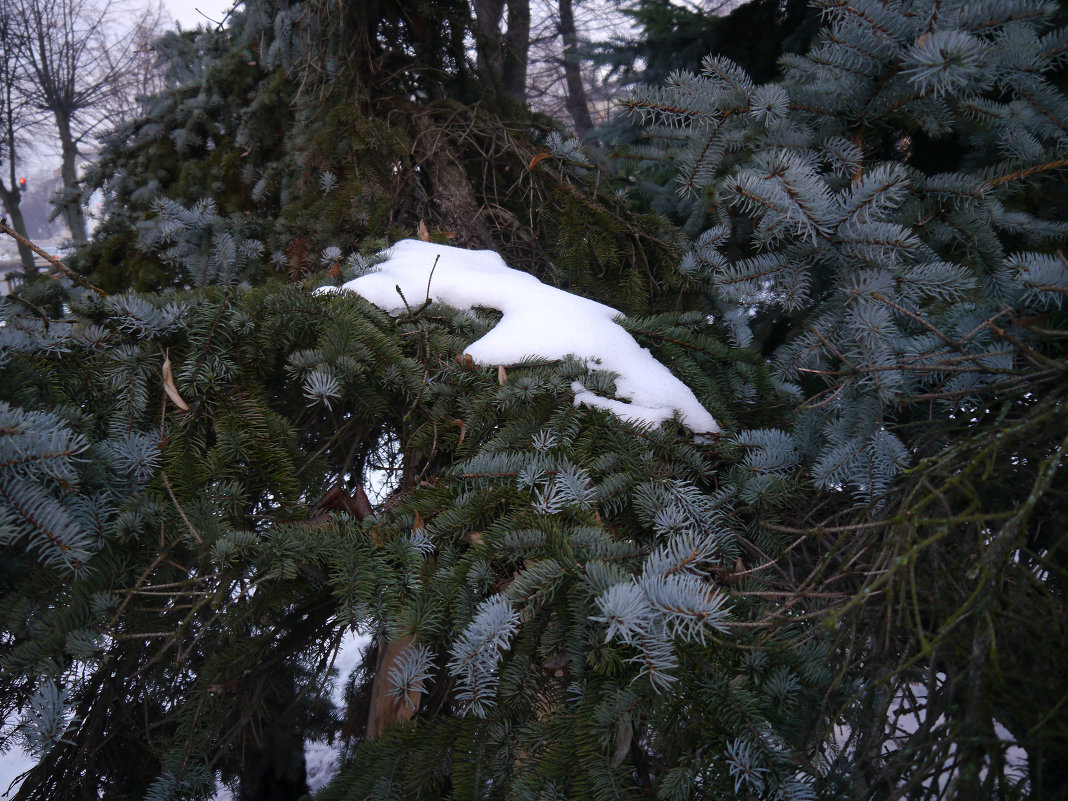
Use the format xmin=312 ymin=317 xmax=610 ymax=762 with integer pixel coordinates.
xmin=365 ymin=635 xmax=420 ymax=738
xmin=411 ymin=109 xmax=497 ymax=250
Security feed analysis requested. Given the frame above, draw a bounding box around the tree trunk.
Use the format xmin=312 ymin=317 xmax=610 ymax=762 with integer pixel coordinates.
xmin=473 ymin=0 xmax=506 ymax=89
xmin=558 ymin=0 xmax=594 ymax=137
xmin=55 ymin=111 xmax=87 ymax=243
xmin=502 ymin=0 xmax=530 ymax=104
xmin=412 ymin=110 xmax=496 ymax=250
xmin=0 ymin=184 xmax=37 ymax=274
xmin=365 ymin=635 xmax=420 ymax=739
xmin=474 ymin=0 xmax=529 ymax=105
xmin=1 ymin=30 xmax=35 ymax=274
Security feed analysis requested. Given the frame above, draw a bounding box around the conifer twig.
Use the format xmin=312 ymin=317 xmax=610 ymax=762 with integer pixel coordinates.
xmin=7 ymin=293 xmax=51 ymax=329
xmin=987 ymin=316 xmax=1066 ymax=371
xmin=162 ymin=472 xmax=204 ymax=545
xmin=984 ymin=157 xmax=1068 ymax=188
xmin=0 ymin=219 xmax=108 ymax=297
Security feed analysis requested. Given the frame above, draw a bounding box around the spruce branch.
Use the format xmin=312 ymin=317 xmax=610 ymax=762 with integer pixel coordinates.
xmin=984 ymin=156 xmax=1068 ymax=188
xmin=161 ymin=472 xmax=204 ymax=545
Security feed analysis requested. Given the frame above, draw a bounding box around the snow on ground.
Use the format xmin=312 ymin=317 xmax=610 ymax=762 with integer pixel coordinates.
xmin=303 ymin=630 xmax=370 ymax=792
xmin=321 ymin=239 xmax=720 ymax=434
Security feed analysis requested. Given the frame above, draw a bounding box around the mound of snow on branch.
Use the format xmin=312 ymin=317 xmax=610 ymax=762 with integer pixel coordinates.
xmin=321 ymin=240 xmax=720 ymax=434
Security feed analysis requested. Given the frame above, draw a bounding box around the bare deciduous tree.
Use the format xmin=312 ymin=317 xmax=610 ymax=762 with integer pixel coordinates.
xmin=522 ymin=0 xmax=753 ymax=138
xmin=524 ymin=0 xmax=629 ymax=136
xmin=0 ymin=12 xmax=41 ymax=272
xmin=7 ymin=0 xmax=165 ymax=243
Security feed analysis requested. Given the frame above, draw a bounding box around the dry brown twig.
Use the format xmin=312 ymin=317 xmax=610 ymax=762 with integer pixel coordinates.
xmin=0 ymin=219 xmax=108 ymax=297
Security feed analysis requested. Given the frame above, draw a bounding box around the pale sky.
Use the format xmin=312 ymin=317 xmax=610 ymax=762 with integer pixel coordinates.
xmin=163 ymin=0 xmax=236 ymax=30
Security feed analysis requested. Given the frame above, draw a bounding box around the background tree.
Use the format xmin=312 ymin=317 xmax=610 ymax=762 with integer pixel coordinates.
xmin=520 ymin=0 xmax=624 ymax=137
xmin=550 ymin=0 xmax=593 ymax=136
xmin=0 ymin=11 xmax=40 ymax=274
xmin=7 ymin=0 xmax=165 ymax=243
xmin=474 ymin=0 xmax=532 ymax=104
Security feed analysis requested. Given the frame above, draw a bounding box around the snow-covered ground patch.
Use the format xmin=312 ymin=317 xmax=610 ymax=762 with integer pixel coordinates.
xmin=320 ymin=239 xmax=720 ymax=433
xmin=302 ymin=630 xmax=370 ymax=792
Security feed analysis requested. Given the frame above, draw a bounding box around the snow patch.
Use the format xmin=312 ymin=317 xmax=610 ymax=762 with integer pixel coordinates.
xmin=302 ymin=631 xmax=371 ymax=792
xmin=319 ymin=240 xmax=720 ymax=433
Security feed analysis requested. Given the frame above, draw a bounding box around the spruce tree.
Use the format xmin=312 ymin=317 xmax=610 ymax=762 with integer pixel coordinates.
xmin=3 ymin=1 xmax=746 ymax=798
xmin=1 ymin=1 xmax=1066 ymax=801
xmin=618 ymin=0 xmax=1068 ymax=795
